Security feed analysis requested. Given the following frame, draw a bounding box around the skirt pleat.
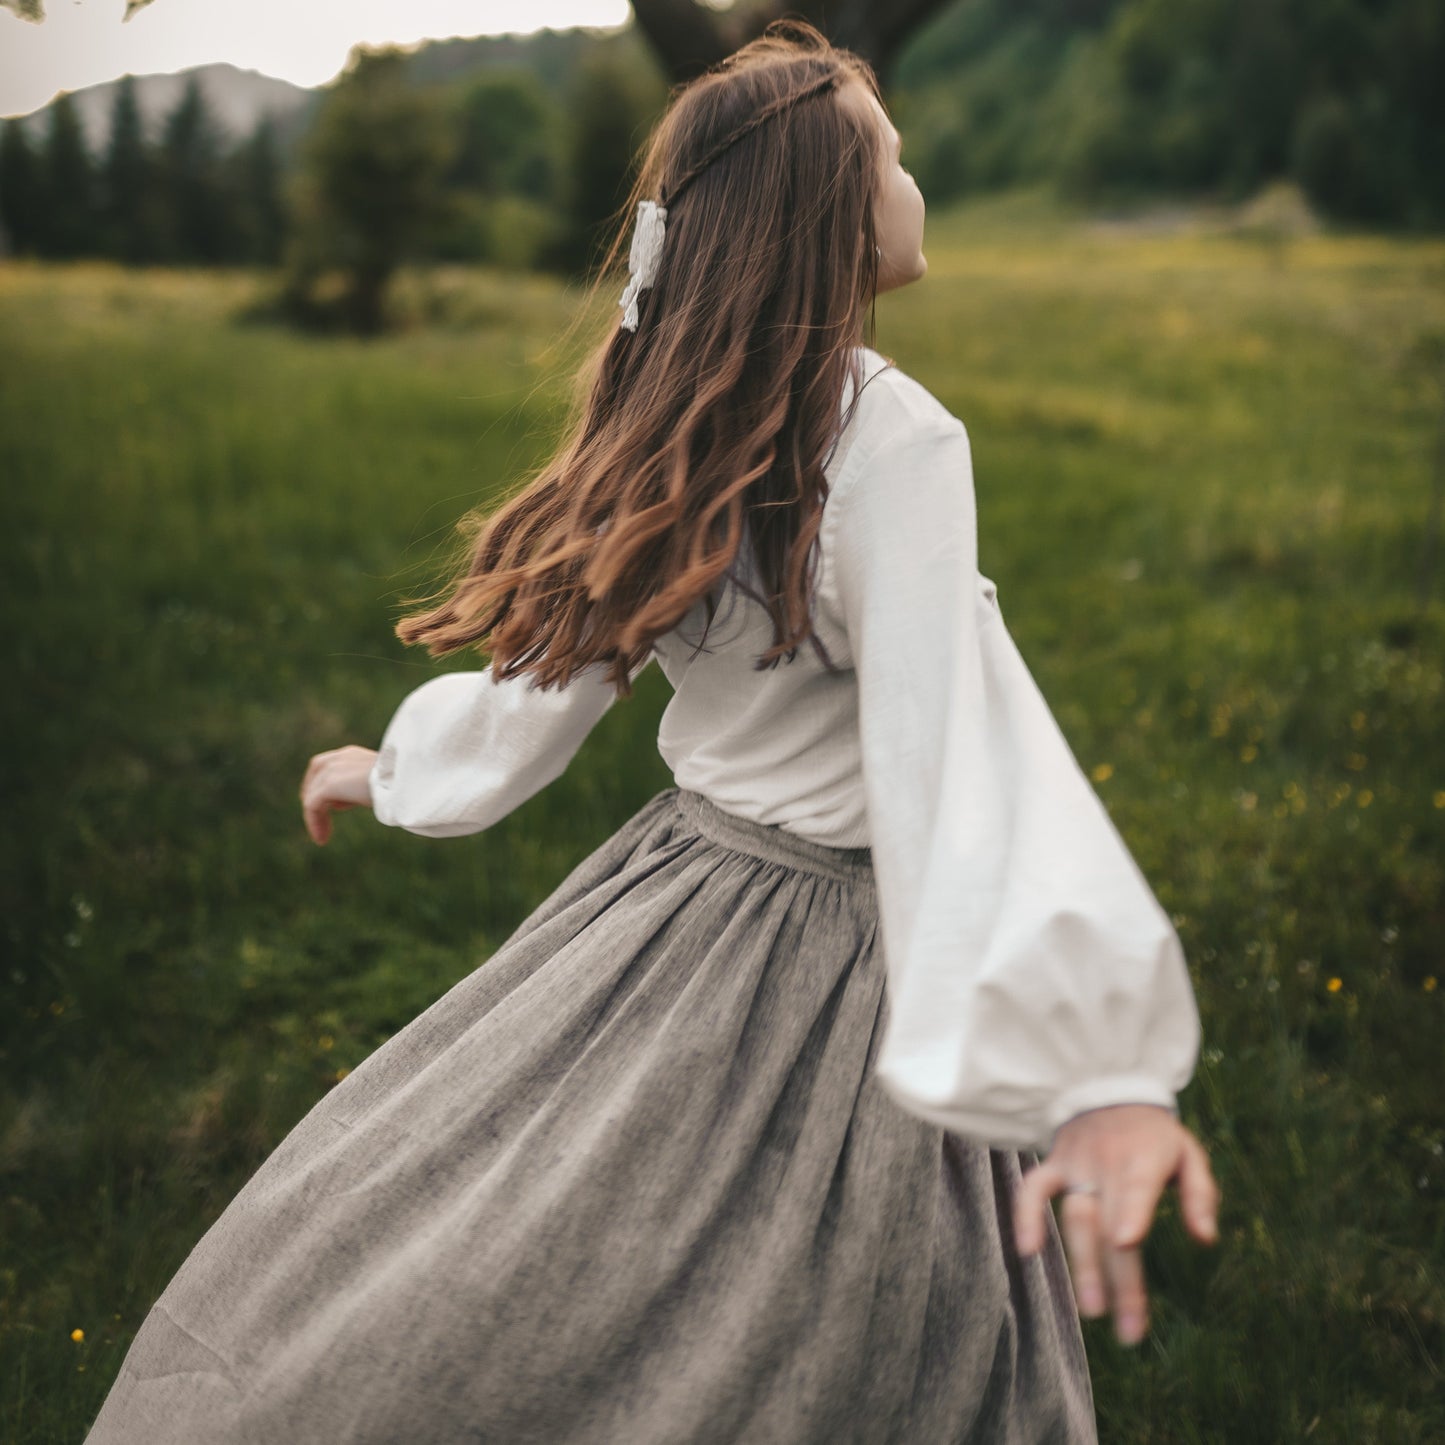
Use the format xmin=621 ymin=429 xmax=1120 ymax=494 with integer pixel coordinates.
xmin=85 ymin=786 xmax=1097 ymax=1444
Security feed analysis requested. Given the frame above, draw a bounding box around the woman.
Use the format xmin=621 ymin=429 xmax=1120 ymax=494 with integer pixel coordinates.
xmin=87 ymin=21 xmax=1218 ymax=1443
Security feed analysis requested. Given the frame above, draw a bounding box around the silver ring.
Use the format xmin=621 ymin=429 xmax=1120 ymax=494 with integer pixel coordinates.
xmin=1062 ymin=1182 xmax=1102 ymax=1197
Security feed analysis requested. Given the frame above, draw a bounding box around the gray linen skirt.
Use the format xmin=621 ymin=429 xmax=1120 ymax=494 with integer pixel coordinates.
xmin=86 ymin=786 xmax=1097 ymax=1444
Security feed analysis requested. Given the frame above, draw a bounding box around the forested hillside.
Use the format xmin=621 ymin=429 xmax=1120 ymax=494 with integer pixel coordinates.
xmin=894 ymin=0 xmax=1444 ymax=225
xmin=3 ymin=0 xmax=1439 ymax=289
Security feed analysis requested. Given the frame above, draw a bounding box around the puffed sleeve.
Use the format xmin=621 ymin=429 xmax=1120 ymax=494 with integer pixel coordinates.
xmin=369 ymin=652 xmax=654 ymax=839
xmin=824 ymin=410 xmax=1201 ymax=1152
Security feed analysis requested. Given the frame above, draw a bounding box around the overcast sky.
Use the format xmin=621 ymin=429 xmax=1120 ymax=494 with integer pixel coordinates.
xmin=0 ymin=0 xmax=633 ymax=118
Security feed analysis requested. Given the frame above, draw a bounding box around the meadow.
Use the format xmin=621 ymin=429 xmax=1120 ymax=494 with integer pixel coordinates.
xmin=2 ymin=191 xmax=1443 ymax=1442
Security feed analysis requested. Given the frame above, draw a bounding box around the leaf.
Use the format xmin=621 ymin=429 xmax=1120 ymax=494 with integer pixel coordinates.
xmin=0 ymin=0 xmax=155 ymax=20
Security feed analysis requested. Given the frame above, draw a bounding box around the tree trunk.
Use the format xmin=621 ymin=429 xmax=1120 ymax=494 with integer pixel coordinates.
xmin=629 ymin=0 xmax=956 ymax=86
xmin=346 ymin=261 xmax=392 ymax=337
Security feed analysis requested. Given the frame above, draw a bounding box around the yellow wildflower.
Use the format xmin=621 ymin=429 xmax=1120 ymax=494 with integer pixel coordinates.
xmin=1425 ymin=977 xmax=1438 ymax=993
xmin=1433 ymin=791 xmax=1445 ymax=809
xmin=1240 ymin=744 xmax=1258 ymax=763
xmin=1326 ymin=977 xmax=1343 ymax=994
xmin=1092 ymin=763 xmax=1114 ymax=783
xmin=70 ymin=1328 xmax=84 ymax=1343
xmin=1357 ymin=790 xmax=1373 ymax=808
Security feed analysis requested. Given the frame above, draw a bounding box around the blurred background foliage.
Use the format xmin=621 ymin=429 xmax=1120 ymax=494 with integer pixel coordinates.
xmin=894 ymin=0 xmax=1444 ymax=226
xmin=2 ymin=0 xmax=1442 ymax=332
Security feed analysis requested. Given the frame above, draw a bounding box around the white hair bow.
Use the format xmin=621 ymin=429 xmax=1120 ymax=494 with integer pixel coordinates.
xmin=619 ymin=199 xmax=667 ymax=332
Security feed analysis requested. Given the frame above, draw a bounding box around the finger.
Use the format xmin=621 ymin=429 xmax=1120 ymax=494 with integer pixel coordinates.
xmin=303 ymin=799 xmax=332 ymax=846
xmin=1177 ymin=1132 xmax=1221 ymax=1244
xmin=1106 ymin=1160 xmax=1168 ymax=1250
xmin=1102 ymin=1239 xmax=1149 ymax=1346
xmin=1059 ymin=1191 xmax=1106 ymax=1318
xmin=1013 ymin=1159 xmax=1068 ymax=1257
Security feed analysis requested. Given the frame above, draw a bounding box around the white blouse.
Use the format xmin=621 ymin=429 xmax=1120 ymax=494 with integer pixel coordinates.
xmin=369 ymin=346 xmax=1201 ymax=1152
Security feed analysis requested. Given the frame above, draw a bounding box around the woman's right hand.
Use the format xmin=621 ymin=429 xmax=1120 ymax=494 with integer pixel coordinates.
xmin=1013 ymin=1103 xmax=1220 ymax=1347
xmin=300 ymin=745 xmax=378 ymax=846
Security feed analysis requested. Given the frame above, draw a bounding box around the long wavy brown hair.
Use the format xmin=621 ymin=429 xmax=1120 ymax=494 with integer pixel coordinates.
xmin=396 ymin=20 xmax=888 ymax=698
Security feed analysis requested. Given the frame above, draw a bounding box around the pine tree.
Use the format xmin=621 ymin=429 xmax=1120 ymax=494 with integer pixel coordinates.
xmin=100 ymin=74 xmax=164 ymax=264
xmin=159 ymin=75 xmax=229 ymax=263
xmin=41 ymin=93 xmax=96 ymax=258
xmin=231 ymin=116 xmax=286 ymax=264
xmin=0 ymin=118 xmax=43 ymax=255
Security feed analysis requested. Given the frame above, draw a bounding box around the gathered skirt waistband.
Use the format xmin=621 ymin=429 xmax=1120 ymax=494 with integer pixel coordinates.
xmin=672 ymin=787 xmax=874 ymax=884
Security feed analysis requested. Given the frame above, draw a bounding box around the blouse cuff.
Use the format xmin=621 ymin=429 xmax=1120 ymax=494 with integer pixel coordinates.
xmin=367 ymin=655 xmax=649 ymax=839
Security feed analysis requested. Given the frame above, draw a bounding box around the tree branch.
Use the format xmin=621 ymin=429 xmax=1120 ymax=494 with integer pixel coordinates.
xmin=628 ymin=0 xmax=957 ymax=87
xmin=1 ymin=0 xmax=152 ymax=19
xmin=627 ymin=0 xmax=736 ymax=82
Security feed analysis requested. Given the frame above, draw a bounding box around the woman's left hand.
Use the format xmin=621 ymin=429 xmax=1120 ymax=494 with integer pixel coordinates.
xmin=1012 ymin=1103 xmax=1220 ymax=1347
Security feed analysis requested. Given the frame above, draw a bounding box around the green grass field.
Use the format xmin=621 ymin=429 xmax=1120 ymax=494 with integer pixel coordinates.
xmin=3 ymin=192 xmax=1444 ymax=1443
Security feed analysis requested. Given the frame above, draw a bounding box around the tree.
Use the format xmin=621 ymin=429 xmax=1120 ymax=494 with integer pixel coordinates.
xmin=1380 ymin=0 xmax=1445 ymax=224
xmin=551 ymin=48 xmax=666 ymax=275
xmin=429 ymin=70 xmax=567 ymax=269
xmin=447 ymin=70 xmax=559 ymax=202
xmin=159 ymin=76 xmax=231 ymax=263
xmin=40 ymin=93 xmax=96 ymax=257
xmin=0 ymin=118 xmax=43 ymax=255
xmin=283 ymin=46 xmax=456 ymax=333
xmin=99 ymin=73 xmax=165 ymax=264
xmin=227 ymin=116 xmax=287 ymax=265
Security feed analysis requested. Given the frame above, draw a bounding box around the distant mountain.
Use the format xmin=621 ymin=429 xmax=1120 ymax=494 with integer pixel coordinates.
xmin=13 ymin=62 xmax=316 ymax=153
